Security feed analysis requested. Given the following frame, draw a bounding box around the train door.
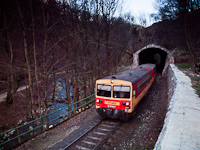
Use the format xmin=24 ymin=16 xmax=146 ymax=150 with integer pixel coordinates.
xmin=132 ymin=84 xmax=136 ymax=110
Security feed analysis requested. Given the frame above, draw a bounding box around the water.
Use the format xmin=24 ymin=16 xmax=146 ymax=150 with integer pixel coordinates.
xmin=44 ymin=75 xmax=74 ymax=126
xmin=0 ymin=75 xmax=74 ymax=150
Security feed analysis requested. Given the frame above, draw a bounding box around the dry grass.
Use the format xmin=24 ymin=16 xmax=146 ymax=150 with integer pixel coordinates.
xmin=175 ymin=63 xmax=200 ymax=96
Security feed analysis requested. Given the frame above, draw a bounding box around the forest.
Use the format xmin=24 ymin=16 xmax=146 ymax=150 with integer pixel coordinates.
xmin=0 ymin=0 xmax=136 ymax=133
xmin=0 ymin=0 xmax=200 ymax=140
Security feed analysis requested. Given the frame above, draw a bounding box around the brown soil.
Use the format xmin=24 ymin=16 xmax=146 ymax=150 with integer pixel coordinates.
xmin=15 ymin=74 xmax=168 ymax=150
xmin=0 ymin=92 xmax=30 ymax=132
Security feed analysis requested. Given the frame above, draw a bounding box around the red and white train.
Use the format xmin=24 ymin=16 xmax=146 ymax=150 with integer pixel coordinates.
xmin=95 ymin=64 xmax=156 ymax=121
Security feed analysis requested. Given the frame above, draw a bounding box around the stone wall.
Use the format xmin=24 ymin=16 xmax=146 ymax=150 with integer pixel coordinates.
xmin=154 ymin=64 xmax=200 ymax=150
xmin=132 ymin=44 xmax=174 ymax=76
xmin=167 ymin=64 xmax=177 ymax=101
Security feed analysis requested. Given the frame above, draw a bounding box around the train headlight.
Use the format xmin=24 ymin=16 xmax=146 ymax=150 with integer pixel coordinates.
xmin=100 ymin=100 xmax=102 ymax=103
xmin=96 ymin=99 xmax=99 ymax=102
xmin=111 ymin=79 xmax=114 ymax=84
xmin=122 ymin=102 xmax=125 ymax=105
xmin=126 ymin=102 xmax=129 ymax=106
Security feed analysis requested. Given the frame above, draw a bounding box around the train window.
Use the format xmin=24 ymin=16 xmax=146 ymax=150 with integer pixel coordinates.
xmin=97 ymin=84 xmax=111 ymax=97
xmin=113 ymin=86 xmax=130 ymax=98
xmin=137 ymin=74 xmax=151 ymax=93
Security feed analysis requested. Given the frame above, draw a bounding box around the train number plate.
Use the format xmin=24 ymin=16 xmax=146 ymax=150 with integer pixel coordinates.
xmin=104 ymin=101 xmax=120 ymax=106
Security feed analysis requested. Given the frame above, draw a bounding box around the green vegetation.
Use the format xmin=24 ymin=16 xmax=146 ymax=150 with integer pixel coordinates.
xmin=173 ymin=50 xmax=189 ymax=56
xmin=175 ymin=63 xmax=200 ymax=96
xmin=175 ymin=63 xmax=193 ymax=70
xmin=192 ymin=84 xmax=200 ymax=96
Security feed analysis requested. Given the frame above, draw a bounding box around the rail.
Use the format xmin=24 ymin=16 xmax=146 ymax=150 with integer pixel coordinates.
xmin=63 ymin=118 xmax=122 ymax=150
xmin=0 ymin=93 xmax=95 ymax=149
xmin=63 ymin=118 xmax=104 ymax=149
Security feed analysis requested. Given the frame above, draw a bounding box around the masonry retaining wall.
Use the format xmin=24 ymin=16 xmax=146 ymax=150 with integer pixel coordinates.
xmin=154 ymin=64 xmax=200 ymax=150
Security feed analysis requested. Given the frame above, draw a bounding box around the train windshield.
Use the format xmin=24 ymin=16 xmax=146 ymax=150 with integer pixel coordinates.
xmin=97 ymin=84 xmax=111 ymax=97
xmin=113 ymin=86 xmax=130 ymax=98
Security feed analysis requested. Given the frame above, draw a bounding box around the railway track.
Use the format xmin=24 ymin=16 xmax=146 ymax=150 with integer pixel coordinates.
xmin=63 ymin=118 xmax=122 ymax=150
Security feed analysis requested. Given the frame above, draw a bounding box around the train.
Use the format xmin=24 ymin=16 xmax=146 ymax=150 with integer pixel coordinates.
xmin=95 ymin=64 xmax=156 ymax=121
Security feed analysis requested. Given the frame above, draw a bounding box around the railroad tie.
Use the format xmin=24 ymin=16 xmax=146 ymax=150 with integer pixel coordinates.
xmin=87 ymin=136 xmax=102 ymax=140
xmin=75 ymin=145 xmax=91 ymax=150
xmin=93 ymin=131 xmax=106 ymax=135
xmin=104 ymin=121 xmax=118 ymax=125
xmin=82 ymin=140 xmax=96 ymax=146
xmin=97 ymin=128 xmax=111 ymax=132
xmin=101 ymin=124 xmax=115 ymax=128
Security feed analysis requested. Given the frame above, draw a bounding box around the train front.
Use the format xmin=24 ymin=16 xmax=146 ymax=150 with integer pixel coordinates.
xmin=95 ymin=79 xmax=133 ymax=121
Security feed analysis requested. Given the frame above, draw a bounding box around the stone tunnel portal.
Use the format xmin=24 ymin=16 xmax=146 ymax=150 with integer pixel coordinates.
xmin=133 ymin=44 xmax=174 ymax=76
xmin=139 ymin=48 xmax=167 ymax=73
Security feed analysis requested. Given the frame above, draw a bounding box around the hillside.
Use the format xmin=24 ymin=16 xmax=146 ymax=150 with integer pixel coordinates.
xmin=132 ymin=16 xmax=199 ymax=56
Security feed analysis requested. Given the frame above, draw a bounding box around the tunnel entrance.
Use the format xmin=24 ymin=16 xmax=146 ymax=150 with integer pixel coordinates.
xmin=133 ymin=44 xmax=174 ymax=76
xmin=139 ymin=48 xmax=167 ymax=73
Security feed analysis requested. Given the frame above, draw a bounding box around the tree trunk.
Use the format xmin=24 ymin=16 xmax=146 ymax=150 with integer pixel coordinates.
xmin=184 ymin=13 xmax=196 ymax=64
xmin=6 ymin=76 xmax=20 ymax=104
xmin=72 ymin=41 xmax=77 ymax=114
xmin=64 ymin=33 xmax=71 ymax=116
xmin=42 ymin=2 xmax=49 ymax=129
xmin=17 ymin=1 xmax=36 ymax=119
xmin=30 ymin=0 xmax=42 ymax=131
xmin=7 ymin=23 xmax=21 ymax=143
xmin=3 ymin=5 xmax=20 ymax=105
xmin=72 ymin=64 xmax=76 ymax=114
xmin=95 ymin=1 xmax=101 ymax=80
xmin=96 ymin=31 xmax=100 ymax=79
xmin=52 ymin=53 xmax=56 ymax=100
xmin=106 ymin=30 xmax=110 ymax=76
xmin=83 ymin=31 xmax=88 ymax=105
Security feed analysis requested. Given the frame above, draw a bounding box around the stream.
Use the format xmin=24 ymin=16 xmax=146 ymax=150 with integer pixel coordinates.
xmin=1 ymin=75 xmax=74 ymax=150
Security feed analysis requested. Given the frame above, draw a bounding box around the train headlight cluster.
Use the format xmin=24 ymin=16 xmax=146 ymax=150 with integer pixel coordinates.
xmin=96 ymin=99 xmax=102 ymax=103
xmin=122 ymin=102 xmax=130 ymax=106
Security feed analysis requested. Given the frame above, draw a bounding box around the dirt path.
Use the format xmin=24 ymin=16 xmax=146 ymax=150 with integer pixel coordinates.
xmin=0 ymin=85 xmax=28 ymax=103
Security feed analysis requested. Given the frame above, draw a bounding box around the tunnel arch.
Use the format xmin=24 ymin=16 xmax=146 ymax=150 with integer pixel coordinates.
xmin=133 ymin=44 xmax=174 ymax=76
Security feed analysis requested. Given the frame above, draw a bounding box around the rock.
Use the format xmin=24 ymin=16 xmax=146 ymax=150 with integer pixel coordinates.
xmin=18 ymin=120 xmax=23 ymax=125
xmin=3 ymin=133 xmax=8 ymax=140
xmin=29 ymin=126 xmax=33 ymax=131
xmin=47 ymin=102 xmax=53 ymax=106
xmin=9 ymin=130 xmax=15 ymax=135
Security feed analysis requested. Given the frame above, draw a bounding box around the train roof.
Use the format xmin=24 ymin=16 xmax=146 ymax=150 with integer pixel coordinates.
xmin=138 ymin=64 xmax=156 ymax=70
xmin=101 ymin=64 xmax=156 ymax=84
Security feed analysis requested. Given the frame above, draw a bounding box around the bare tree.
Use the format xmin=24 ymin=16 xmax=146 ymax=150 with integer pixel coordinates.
xmin=100 ymin=0 xmax=119 ymax=75
xmin=0 ymin=0 xmax=22 ymax=105
xmin=155 ymin=0 xmax=200 ymax=67
xmin=17 ymin=0 xmax=36 ymax=119
xmin=138 ymin=12 xmax=147 ymax=27
xmin=30 ymin=0 xmax=42 ymax=118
